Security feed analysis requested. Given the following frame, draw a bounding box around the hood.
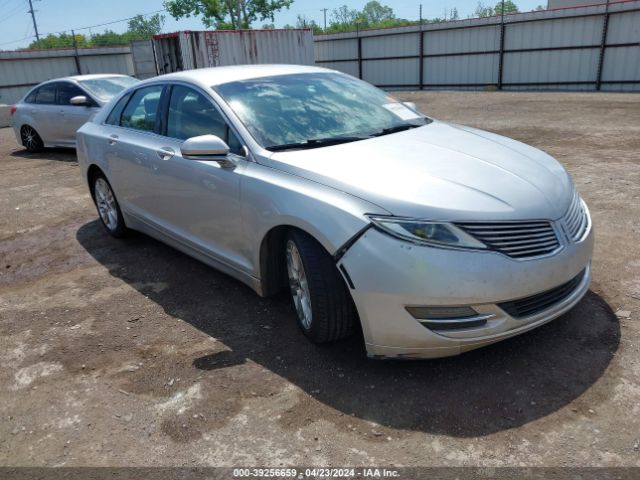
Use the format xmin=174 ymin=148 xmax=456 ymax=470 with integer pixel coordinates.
xmin=263 ymin=121 xmax=573 ymax=221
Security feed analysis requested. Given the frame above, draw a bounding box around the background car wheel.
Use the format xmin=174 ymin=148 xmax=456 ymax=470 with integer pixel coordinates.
xmin=20 ymin=125 xmax=44 ymax=153
xmin=285 ymin=230 xmax=356 ymax=343
xmin=92 ymin=174 xmax=127 ymax=238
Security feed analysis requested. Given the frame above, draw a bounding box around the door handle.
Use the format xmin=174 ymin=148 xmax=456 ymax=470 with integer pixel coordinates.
xmin=157 ymin=147 xmax=175 ymax=161
xmin=108 ymin=134 xmax=119 ymax=145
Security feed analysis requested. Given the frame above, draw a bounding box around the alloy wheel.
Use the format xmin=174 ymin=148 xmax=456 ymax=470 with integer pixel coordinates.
xmin=94 ymin=178 xmax=119 ymax=232
xmin=21 ymin=126 xmax=39 ymax=151
xmin=286 ymin=239 xmax=313 ymax=329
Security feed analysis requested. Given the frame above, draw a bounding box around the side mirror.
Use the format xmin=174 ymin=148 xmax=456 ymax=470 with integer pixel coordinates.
xmin=402 ymin=101 xmax=418 ymax=111
xmin=181 ymin=134 xmax=233 ymax=166
xmin=70 ymin=95 xmax=89 ymax=106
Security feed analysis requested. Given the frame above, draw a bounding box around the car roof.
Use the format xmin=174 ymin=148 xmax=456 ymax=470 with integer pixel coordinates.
xmin=38 ymin=74 xmax=132 ymax=85
xmin=140 ymin=64 xmax=335 ymax=88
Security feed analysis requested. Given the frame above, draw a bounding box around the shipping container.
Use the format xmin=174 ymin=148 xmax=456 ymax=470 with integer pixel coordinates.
xmin=151 ymin=29 xmax=315 ymax=74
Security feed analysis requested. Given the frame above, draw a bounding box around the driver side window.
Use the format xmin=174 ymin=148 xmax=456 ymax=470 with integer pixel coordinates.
xmin=167 ymin=85 xmax=243 ymax=155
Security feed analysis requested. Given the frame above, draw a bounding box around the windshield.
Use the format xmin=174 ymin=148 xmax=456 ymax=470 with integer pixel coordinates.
xmin=213 ymin=72 xmax=430 ymax=150
xmin=79 ymin=76 xmax=139 ymax=101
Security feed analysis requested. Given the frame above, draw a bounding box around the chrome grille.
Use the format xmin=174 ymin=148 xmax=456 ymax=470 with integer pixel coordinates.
xmin=455 ymin=221 xmax=560 ymax=259
xmin=563 ymin=192 xmax=588 ymax=242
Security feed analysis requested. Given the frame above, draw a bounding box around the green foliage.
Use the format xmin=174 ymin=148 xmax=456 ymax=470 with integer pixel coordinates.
xmin=295 ymin=14 xmax=322 ymax=34
xmin=494 ymin=0 xmax=519 ymax=15
xmin=474 ymin=1 xmax=495 ymax=17
xmin=127 ymin=14 xmax=165 ymax=39
xmin=325 ymin=1 xmax=413 ymax=33
xmin=164 ymin=0 xmax=294 ymax=29
xmin=26 ymin=13 xmax=164 ymax=49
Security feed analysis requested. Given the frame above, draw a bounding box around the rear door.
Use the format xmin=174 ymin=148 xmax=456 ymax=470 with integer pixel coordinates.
xmin=55 ymin=82 xmax=100 ymax=145
xmin=30 ymin=83 xmax=59 ymax=143
xmin=105 ymin=84 xmax=167 ymax=218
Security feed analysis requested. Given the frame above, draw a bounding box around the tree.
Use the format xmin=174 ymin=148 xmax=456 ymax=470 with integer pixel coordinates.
xmin=330 ymin=5 xmax=359 ymax=27
xmin=295 ymin=14 xmax=322 ymax=34
xmin=450 ymin=7 xmax=459 ymax=20
xmin=28 ymin=33 xmax=88 ymax=49
xmin=474 ymin=1 xmax=494 ymax=17
xmin=127 ymin=13 xmax=165 ymax=40
xmin=360 ymin=1 xmax=395 ymax=25
xmin=494 ymin=0 xmax=519 ymax=15
xmin=164 ymin=0 xmax=294 ymax=29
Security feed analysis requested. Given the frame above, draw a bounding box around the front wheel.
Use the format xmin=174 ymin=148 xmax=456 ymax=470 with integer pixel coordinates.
xmin=285 ymin=230 xmax=357 ymax=343
xmin=92 ymin=175 xmax=127 ymax=238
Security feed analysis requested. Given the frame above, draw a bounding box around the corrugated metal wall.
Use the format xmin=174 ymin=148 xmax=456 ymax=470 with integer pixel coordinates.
xmin=153 ymin=29 xmax=314 ymax=74
xmin=0 ymin=46 xmax=134 ymax=105
xmin=314 ymin=0 xmax=640 ymax=91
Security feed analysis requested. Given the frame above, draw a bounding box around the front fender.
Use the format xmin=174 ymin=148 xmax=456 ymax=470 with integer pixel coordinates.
xmin=241 ymin=161 xmax=389 ymax=278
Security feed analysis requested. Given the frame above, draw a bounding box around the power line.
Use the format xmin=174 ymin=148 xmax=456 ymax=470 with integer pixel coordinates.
xmin=0 ymin=7 xmax=167 ymax=49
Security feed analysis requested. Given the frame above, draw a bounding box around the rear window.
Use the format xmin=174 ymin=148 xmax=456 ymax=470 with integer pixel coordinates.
xmin=34 ymin=84 xmax=56 ymax=105
xmin=79 ymin=76 xmax=139 ymax=101
xmin=24 ymin=89 xmax=37 ymax=104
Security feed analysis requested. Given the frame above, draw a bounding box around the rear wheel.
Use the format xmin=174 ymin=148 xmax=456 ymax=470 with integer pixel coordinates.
xmin=20 ymin=125 xmax=43 ymax=153
xmin=285 ymin=230 xmax=356 ymax=343
xmin=92 ymin=175 xmax=127 ymax=238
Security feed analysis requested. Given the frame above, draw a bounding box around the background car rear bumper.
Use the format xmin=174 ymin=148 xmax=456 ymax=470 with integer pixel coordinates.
xmin=338 ymin=226 xmax=594 ymax=359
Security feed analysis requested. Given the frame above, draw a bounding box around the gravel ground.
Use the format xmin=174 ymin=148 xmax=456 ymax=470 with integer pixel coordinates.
xmin=1 ymin=91 xmax=639 ymax=467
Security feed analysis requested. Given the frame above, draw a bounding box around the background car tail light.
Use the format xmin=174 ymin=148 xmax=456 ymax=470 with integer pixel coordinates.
xmin=10 ymin=106 xmax=17 ymax=116
xmin=405 ymin=305 xmax=492 ymax=331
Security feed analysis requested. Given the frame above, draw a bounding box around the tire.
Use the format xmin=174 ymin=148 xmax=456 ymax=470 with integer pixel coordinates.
xmin=20 ymin=125 xmax=44 ymax=153
xmin=285 ymin=230 xmax=357 ymax=343
xmin=91 ymin=173 xmax=128 ymax=238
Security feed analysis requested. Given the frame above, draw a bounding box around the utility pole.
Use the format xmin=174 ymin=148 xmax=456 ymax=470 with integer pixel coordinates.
xmin=320 ymin=8 xmax=328 ymax=31
xmin=419 ymin=4 xmax=422 ymax=24
xmin=27 ymin=0 xmax=40 ymax=42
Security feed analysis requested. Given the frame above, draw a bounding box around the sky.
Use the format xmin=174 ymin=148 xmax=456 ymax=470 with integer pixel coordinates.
xmin=0 ymin=0 xmax=544 ymax=50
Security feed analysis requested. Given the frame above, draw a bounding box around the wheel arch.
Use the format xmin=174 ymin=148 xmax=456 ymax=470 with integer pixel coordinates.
xmin=86 ymin=164 xmax=106 ymax=199
xmin=258 ymin=222 xmax=357 ymax=298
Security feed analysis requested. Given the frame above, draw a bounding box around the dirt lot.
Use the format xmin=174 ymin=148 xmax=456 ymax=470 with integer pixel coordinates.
xmin=1 ymin=92 xmax=639 ymax=467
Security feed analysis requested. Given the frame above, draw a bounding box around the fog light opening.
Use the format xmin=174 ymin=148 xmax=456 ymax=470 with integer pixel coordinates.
xmin=405 ymin=305 xmax=492 ymax=331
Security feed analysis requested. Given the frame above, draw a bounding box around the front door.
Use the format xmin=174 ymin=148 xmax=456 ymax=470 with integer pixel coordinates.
xmin=145 ymin=84 xmax=250 ymax=273
xmin=55 ymin=82 xmax=100 ymax=145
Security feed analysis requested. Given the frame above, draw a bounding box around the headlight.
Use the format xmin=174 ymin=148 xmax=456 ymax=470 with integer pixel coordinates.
xmin=367 ymin=215 xmax=487 ymax=249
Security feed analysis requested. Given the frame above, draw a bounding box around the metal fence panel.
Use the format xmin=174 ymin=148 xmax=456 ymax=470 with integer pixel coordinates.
xmin=364 ymin=58 xmax=419 ymax=86
xmin=504 ymin=49 xmax=600 ymax=83
xmin=314 ymin=39 xmax=358 ymax=62
xmin=606 ymin=10 xmax=640 ymax=43
xmin=505 ymin=16 xmax=603 ymax=49
xmin=602 ymin=46 xmax=640 ymax=81
xmin=425 ymin=54 xmax=500 ymax=85
xmin=362 ymin=33 xmax=420 ymax=57
xmin=313 ymin=0 xmax=640 ymax=92
xmin=423 ymin=26 xmax=500 ymax=55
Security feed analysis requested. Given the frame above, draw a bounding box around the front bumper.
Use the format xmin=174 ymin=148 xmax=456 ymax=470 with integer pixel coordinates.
xmin=338 ymin=224 xmax=594 ymax=359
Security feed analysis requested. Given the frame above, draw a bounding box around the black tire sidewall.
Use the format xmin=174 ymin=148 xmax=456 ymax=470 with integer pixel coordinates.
xmin=286 ymin=230 xmax=355 ymax=343
xmin=92 ymin=174 xmax=127 ymax=238
xmin=22 ymin=126 xmax=43 ymax=153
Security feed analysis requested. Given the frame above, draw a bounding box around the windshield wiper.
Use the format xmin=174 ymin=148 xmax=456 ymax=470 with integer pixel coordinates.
xmin=371 ymin=122 xmax=425 ymax=137
xmin=266 ymin=136 xmax=367 ymax=152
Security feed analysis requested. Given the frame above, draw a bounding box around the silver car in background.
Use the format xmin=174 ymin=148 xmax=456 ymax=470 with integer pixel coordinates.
xmin=76 ymin=65 xmax=593 ymax=359
xmin=11 ymin=74 xmax=138 ymax=151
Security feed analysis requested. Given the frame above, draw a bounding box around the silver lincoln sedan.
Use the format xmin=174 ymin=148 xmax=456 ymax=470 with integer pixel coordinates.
xmin=11 ymin=74 xmax=138 ymax=151
xmin=76 ymin=65 xmax=593 ymax=359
